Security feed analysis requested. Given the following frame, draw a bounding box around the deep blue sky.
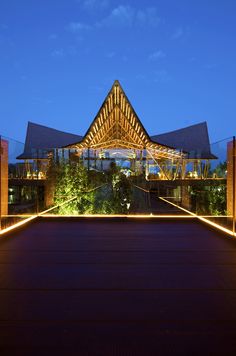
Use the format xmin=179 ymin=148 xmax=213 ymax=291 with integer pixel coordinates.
xmin=1 ymin=0 xmax=236 ymax=144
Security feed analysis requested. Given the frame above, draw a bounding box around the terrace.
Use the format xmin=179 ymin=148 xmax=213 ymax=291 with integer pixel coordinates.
xmin=0 ymin=81 xmax=236 ymax=355
xmin=1 ymin=122 xmax=236 ymax=355
xmin=1 ymin=216 xmax=236 ymax=355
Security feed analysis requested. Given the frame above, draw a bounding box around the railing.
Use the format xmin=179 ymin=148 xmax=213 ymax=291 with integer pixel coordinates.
xmin=131 ymin=184 xmax=151 ymax=213
xmin=1 ymin=134 xmax=236 ymax=237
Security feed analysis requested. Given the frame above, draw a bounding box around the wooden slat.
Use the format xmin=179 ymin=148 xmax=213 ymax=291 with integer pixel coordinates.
xmin=67 ymin=81 xmax=184 ymax=160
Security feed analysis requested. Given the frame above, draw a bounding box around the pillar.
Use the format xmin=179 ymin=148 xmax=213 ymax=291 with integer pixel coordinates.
xmin=227 ymin=138 xmax=236 ymax=219
xmin=181 ymin=185 xmax=191 ymax=210
xmin=87 ymin=147 xmax=90 ymax=171
xmin=0 ymin=138 xmax=9 ymax=217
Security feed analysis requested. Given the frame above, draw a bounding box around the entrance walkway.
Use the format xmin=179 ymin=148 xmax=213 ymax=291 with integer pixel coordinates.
xmin=1 ymin=218 xmax=236 ymax=355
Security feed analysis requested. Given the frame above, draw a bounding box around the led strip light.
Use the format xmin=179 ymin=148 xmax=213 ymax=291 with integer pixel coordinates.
xmin=159 ymin=197 xmax=236 ymax=237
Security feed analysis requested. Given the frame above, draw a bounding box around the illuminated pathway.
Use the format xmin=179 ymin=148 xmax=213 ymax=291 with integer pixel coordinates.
xmin=1 ymin=218 xmax=236 ymax=355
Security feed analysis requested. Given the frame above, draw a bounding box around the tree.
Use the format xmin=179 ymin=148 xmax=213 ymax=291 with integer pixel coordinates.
xmin=47 ymin=160 xmax=133 ymax=215
xmin=190 ymin=183 xmax=226 ymax=215
xmin=212 ymin=161 xmax=227 ymax=178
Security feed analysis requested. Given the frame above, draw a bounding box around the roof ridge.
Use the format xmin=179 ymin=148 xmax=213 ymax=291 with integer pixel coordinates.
xmin=152 ymin=121 xmax=207 ymax=138
xmin=81 ymin=80 xmax=150 ymax=146
xmin=27 ymin=121 xmax=82 ymax=137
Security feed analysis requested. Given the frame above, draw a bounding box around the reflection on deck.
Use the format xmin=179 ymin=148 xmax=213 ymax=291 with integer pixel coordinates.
xmin=1 ymin=218 xmax=236 ymax=354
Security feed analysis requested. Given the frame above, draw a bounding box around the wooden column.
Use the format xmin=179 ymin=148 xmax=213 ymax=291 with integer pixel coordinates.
xmin=227 ymin=138 xmax=236 ymax=225
xmin=142 ymin=149 xmax=146 ymax=178
xmin=94 ymin=150 xmax=97 ymax=170
xmin=181 ymin=185 xmax=191 ymax=210
xmin=87 ymin=148 xmax=90 ymax=171
xmin=0 ymin=138 xmax=9 ymax=218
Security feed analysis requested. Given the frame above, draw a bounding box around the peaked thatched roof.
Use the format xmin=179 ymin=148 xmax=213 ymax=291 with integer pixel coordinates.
xmin=69 ymin=80 xmax=150 ymax=149
xmin=17 ymin=122 xmax=82 ymax=159
xmin=151 ymin=122 xmax=216 ymax=159
xmin=64 ymin=80 xmax=182 ymax=159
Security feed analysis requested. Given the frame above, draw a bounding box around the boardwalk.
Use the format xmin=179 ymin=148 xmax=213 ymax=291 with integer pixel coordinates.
xmin=1 ymin=217 xmax=236 ymax=355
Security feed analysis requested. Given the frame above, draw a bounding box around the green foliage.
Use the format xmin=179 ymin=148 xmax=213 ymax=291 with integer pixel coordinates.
xmin=110 ymin=171 xmax=132 ymax=214
xmin=47 ymin=161 xmax=90 ymax=214
xmin=211 ymin=161 xmax=227 ymax=178
xmin=208 ymin=185 xmax=227 ymax=215
xmin=47 ymin=160 xmax=132 ymax=215
xmin=54 ymin=162 xmax=89 ymax=202
xmin=190 ymin=183 xmax=226 ymax=215
xmin=190 ymin=161 xmax=227 ymax=215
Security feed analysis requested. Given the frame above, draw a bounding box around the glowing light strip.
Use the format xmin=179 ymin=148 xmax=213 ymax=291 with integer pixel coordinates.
xmin=198 ymin=216 xmax=236 ymax=237
xmin=132 ymin=185 xmax=150 ymax=193
xmin=0 ymin=196 xmax=78 ymax=236
xmin=0 ymin=216 xmax=37 ymax=236
xmin=159 ymin=197 xmax=196 ymax=216
xmin=85 ymin=184 xmax=107 ymax=193
xmin=1 ymin=215 xmax=34 ymax=218
xmin=159 ymin=197 xmax=236 ymax=237
xmin=2 ymin=197 xmax=233 ymax=237
xmin=38 ymin=196 xmax=77 ymax=216
xmin=0 ymin=186 xmax=107 ymax=236
xmin=41 ymin=214 xmax=195 ymax=219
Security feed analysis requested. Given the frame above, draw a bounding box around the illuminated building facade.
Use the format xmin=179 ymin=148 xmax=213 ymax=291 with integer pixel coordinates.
xmin=17 ymin=80 xmax=216 ymax=181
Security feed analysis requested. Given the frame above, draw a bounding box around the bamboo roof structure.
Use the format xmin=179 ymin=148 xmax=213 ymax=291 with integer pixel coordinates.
xmin=67 ymin=80 xmax=183 ymax=160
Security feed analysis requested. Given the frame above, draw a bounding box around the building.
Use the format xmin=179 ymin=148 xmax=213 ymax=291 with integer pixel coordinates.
xmin=17 ymin=80 xmax=216 ymax=181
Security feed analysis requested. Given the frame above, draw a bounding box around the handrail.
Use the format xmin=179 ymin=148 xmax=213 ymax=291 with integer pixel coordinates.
xmin=42 ymin=184 xmax=108 ymax=215
xmin=85 ymin=183 xmax=108 ymax=193
xmin=132 ymin=184 xmax=151 ymax=212
xmin=39 ymin=196 xmax=77 ymax=216
xmin=0 ymin=184 xmax=108 ymax=235
xmin=159 ymin=197 xmax=236 ymax=237
xmin=132 ymin=184 xmax=150 ymax=193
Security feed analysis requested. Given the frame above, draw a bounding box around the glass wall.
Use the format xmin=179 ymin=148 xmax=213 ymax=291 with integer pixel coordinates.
xmin=158 ymin=137 xmax=235 ymax=234
xmin=0 ymin=135 xmax=235 ymax=236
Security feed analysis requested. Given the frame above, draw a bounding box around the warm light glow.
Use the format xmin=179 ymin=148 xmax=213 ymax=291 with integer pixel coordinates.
xmin=159 ymin=197 xmax=236 ymax=237
xmin=66 ymin=81 xmax=183 ymax=161
xmin=198 ymin=216 xmax=236 ymax=237
xmin=41 ymin=214 xmax=195 ymax=218
xmin=1 ymin=215 xmax=34 ymax=218
xmin=0 ymin=197 xmax=77 ymax=237
xmin=0 ymin=216 xmax=37 ymax=236
xmin=132 ymin=184 xmax=150 ymax=193
xmin=38 ymin=196 xmax=77 ymax=216
xmin=1 ymin=197 xmax=234 ymax=238
xmin=159 ymin=197 xmax=195 ymax=216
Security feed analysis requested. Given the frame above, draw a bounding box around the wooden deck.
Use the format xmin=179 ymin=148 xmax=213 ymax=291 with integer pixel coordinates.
xmin=1 ymin=217 xmax=236 ymax=355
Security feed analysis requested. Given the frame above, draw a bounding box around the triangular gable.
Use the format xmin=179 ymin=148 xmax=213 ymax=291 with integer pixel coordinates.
xmin=76 ymin=80 xmax=150 ymax=149
xmin=67 ymin=80 xmax=184 ymax=160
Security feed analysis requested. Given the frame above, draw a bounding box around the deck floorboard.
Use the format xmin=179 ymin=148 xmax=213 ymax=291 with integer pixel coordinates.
xmin=1 ymin=218 xmax=236 ymax=355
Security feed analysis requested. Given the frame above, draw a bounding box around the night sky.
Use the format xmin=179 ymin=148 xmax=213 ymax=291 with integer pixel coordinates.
xmin=1 ymin=0 xmax=236 ymax=144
